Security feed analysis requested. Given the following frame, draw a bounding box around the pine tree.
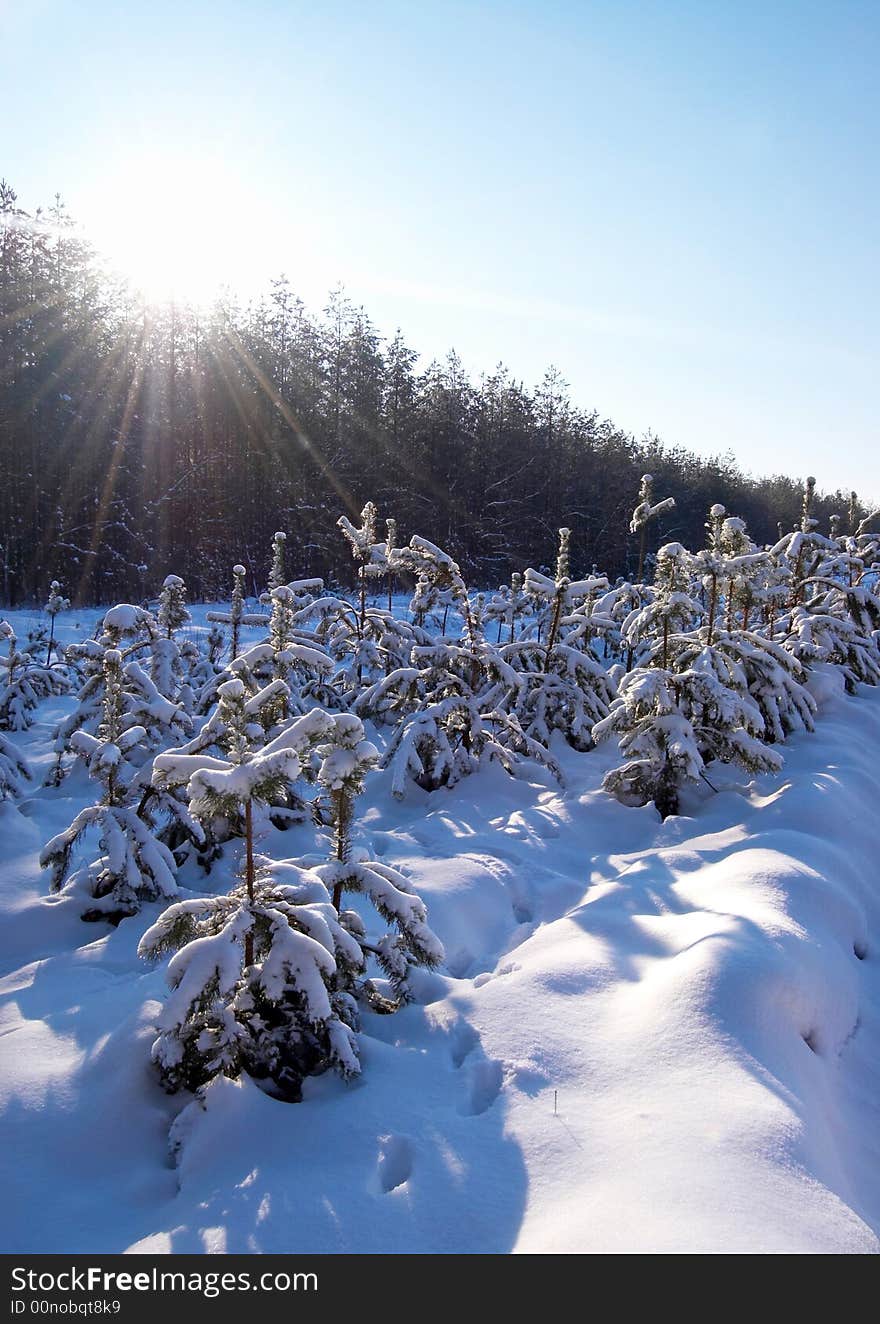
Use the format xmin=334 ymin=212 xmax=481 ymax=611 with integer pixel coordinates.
xmin=40 ymin=649 xmax=179 ymax=921
xmin=207 ymin=564 xmax=249 ymax=662
xmin=630 ymin=473 xmax=676 ymax=582
xmin=783 ymin=605 xmax=880 ymax=692
xmin=365 ymin=535 xmax=560 ymax=792
xmin=498 ymin=530 xmax=614 ymax=751
xmin=589 ymin=580 xmax=655 ymax=673
xmin=48 ymin=606 xmax=158 ymax=783
xmin=771 ymin=486 xmax=880 ymax=692
xmin=594 ymin=540 xmax=783 ymax=817
xmin=227 ymin=587 xmax=339 ymax=718
xmin=150 ymin=675 xmax=307 ymax=846
xmin=44 ymin=580 xmax=70 ymax=665
xmin=138 ymin=861 xmax=361 ymax=1099
xmin=0 ymin=619 xmax=69 ymax=731
xmin=337 ymin=500 xmax=381 ymax=681
xmin=310 ymin=712 xmax=444 ymax=1007
xmin=385 ymin=517 xmax=397 ymax=612
xmin=770 ymin=475 xmax=834 ymax=608
xmin=594 ymin=663 xmax=782 ymax=818
xmin=282 ymin=514 xmax=427 ymax=698
xmin=0 ymin=730 xmax=31 ymax=802
xmin=140 ymin=705 xmax=367 ymax=1099
xmin=157 ymin=574 xmax=191 ymax=638
xmin=267 ymin=531 xmax=287 ymax=595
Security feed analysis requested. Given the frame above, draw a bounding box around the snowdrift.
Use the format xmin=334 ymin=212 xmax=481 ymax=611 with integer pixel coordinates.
xmin=0 ymin=604 xmax=879 ymax=1253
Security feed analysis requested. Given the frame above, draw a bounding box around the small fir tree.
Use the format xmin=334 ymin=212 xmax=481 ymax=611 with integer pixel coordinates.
xmin=40 ymin=649 xmax=179 ymax=921
xmin=207 ymin=564 xmax=249 ymax=662
xmin=630 ymin=473 xmax=676 ymax=582
xmin=44 ymin=580 xmax=70 ymax=665
xmin=0 ymin=620 xmax=69 ymax=731
xmin=138 ymin=862 xmax=362 ymax=1100
xmin=337 ymin=501 xmax=381 ymax=680
xmin=309 ymin=712 xmax=444 ymax=1007
xmin=593 ymin=540 xmax=783 ymax=817
xmin=0 ymin=731 xmax=31 ymax=802
xmin=267 ymin=531 xmax=287 ymax=594
xmin=157 ymin=574 xmax=191 ymax=639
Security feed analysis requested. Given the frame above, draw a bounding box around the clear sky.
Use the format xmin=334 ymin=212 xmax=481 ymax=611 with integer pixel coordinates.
xmin=2 ymin=0 xmax=878 ymax=500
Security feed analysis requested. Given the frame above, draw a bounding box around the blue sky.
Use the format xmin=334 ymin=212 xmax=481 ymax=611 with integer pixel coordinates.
xmin=2 ymin=0 xmax=878 ymax=499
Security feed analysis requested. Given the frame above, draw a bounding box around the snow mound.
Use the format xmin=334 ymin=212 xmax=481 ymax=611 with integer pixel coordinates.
xmin=0 ymin=603 xmax=879 ymax=1252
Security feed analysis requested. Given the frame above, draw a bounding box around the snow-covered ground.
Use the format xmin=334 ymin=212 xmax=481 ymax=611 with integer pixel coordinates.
xmin=1 ymin=604 xmax=878 ymax=1253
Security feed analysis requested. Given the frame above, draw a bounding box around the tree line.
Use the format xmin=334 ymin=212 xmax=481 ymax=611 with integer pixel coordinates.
xmin=0 ymin=179 xmax=866 ymax=605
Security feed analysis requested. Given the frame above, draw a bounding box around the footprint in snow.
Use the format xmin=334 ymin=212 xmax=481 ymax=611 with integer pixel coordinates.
xmin=445 ymin=947 xmax=474 ymax=979
xmin=377 ymin=1135 xmax=413 ymax=1193
xmin=449 ymin=1021 xmax=479 ymax=1069
xmin=460 ymin=1058 xmax=504 ymax=1116
xmin=473 ymin=960 xmax=522 ymax=989
xmin=802 ymin=1028 xmax=821 ymax=1055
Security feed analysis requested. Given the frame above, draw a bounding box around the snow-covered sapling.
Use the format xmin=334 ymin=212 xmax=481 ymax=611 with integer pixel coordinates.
xmin=310 ymin=713 xmax=444 ymax=1007
xmin=141 ymin=706 xmax=379 ymax=1098
xmin=385 ymin=517 xmax=397 ymax=612
xmin=45 ymin=580 xmax=70 ymax=664
xmin=151 ymin=675 xmax=304 ymax=848
xmin=0 ymin=620 xmax=69 ymax=731
xmin=501 ymin=530 xmax=613 ymax=752
xmin=157 ymin=575 xmax=191 ymax=639
xmin=630 ymin=473 xmax=676 ymax=583
xmin=0 ymin=731 xmax=31 ymax=802
xmin=138 ymin=860 xmax=362 ymax=1099
xmin=363 ymin=534 xmax=561 ymax=790
xmin=268 ymin=531 xmax=287 ymax=595
xmin=207 ymin=564 xmax=249 ymax=662
xmin=770 ymin=475 xmax=833 ymax=608
xmin=594 ymin=663 xmax=783 ymax=819
xmin=594 ymin=540 xmax=783 ymax=817
xmin=40 ymin=649 xmax=178 ymax=921
xmin=337 ymin=501 xmax=380 ymax=680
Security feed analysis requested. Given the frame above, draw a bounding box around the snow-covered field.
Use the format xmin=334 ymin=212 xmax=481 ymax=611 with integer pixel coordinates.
xmin=1 ymin=604 xmax=878 ymax=1254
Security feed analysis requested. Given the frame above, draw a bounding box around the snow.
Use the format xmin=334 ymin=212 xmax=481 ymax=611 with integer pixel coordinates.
xmin=102 ymin=605 xmax=149 ymax=634
xmin=0 ymin=601 xmax=879 ymax=1252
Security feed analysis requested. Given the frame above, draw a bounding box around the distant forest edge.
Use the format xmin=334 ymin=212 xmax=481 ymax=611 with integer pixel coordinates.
xmin=0 ymin=181 xmax=870 ymax=605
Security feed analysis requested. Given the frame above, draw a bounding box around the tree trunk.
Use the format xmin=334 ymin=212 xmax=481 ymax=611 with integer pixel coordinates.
xmin=357 ymin=564 xmax=367 ymax=684
xmin=637 ymin=522 xmax=647 ymax=583
xmin=244 ymin=798 xmax=255 ymax=967
xmin=331 ymin=787 xmax=349 ymax=911
xmin=545 ymin=585 xmax=565 ymax=670
xmin=707 ymin=574 xmax=718 ymax=645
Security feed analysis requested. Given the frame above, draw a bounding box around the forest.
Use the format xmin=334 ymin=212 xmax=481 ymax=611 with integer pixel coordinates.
xmin=0 ymin=180 xmax=866 ymax=607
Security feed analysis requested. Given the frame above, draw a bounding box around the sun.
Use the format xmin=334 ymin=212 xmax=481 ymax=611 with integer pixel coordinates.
xmin=89 ymin=150 xmax=251 ymax=306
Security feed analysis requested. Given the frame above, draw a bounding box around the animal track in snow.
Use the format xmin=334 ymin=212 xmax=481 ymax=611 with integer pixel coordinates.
xmin=460 ymin=851 xmax=534 ymax=926
xmin=377 ymin=1135 xmax=413 ymax=1193
xmin=472 ymin=960 xmax=521 ymax=990
xmin=445 ymin=947 xmax=475 ymax=979
xmin=839 ymin=1015 xmax=861 ymax=1054
xmin=802 ymin=1028 xmax=821 ymax=1055
xmin=460 ymin=1058 xmax=504 ymax=1116
xmin=449 ymin=1021 xmax=479 ymax=1069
